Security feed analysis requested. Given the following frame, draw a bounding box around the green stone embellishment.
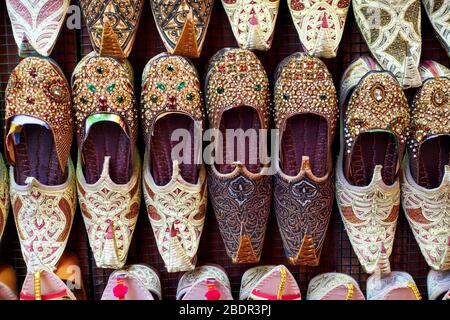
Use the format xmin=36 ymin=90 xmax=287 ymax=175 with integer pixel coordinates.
xmin=117 ymin=95 xmax=124 ymax=103
xmin=81 ymin=96 xmax=89 ymax=104
xmin=88 ymin=84 xmax=97 ymax=93
xmin=255 ymin=84 xmax=262 ymax=91
xmin=319 ymin=94 xmax=327 ymax=101
xmin=106 ymin=83 xmax=116 ymax=92
xmin=217 ymin=87 xmax=224 ymax=94
xmin=282 ymin=93 xmax=290 ymax=100
xmin=157 ymin=83 xmax=166 ymax=91
xmin=151 ymin=95 xmax=158 ymax=103
xmin=177 ymin=82 xmax=186 ymax=90
xmin=186 ymin=93 xmax=194 ymax=101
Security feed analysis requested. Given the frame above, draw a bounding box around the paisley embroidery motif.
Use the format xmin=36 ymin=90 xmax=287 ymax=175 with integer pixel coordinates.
xmin=353 ymin=0 xmax=422 ymax=88
xmin=288 ymin=0 xmax=350 ymax=58
xmin=6 ymin=0 xmax=70 ymax=57
xmin=222 ymin=0 xmax=280 ymax=51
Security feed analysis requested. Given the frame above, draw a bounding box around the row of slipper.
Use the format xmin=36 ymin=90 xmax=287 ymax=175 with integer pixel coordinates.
xmin=5 ymin=1 xmax=450 ymax=88
xmin=1 ymin=258 xmax=449 ymax=300
xmin=0 ymin=48 xmax=448 ymax=282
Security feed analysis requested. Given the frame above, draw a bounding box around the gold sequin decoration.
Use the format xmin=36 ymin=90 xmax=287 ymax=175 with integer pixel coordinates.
xmin=274 ymin=53 xmax=338 ymax=135
xmin=206 ymin=49 xmax=270 ymax=129
xmin=141 ymin=55 xmax=204 ymax=142
xmin=5 ymin=57 xmax=73 ymax=170
xmin=72 ymin=55 xmax=138 ymax=145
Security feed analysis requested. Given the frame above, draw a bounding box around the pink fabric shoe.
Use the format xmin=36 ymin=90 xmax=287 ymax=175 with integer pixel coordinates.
xmin=367 ymin=272 xmax=422 ymax=300
xmin=307 ymin=272 xmax=365 ymax=300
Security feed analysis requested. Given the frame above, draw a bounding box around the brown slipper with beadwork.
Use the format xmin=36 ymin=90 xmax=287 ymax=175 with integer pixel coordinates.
xmin=72 ymin=52 xmax=141 ymax=269
xmin=273 ymin=53 xmax=338 ymax=266
xmin=5 ymin=57 xmax=75 ymax=273
xmin=205 ymin=48 xmax=272 ymax=264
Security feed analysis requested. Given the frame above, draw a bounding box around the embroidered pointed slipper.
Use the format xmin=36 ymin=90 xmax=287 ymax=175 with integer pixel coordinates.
xmin=0 ymin=265 xmax=18 ymax=300
xmin=222 ymin=0 xmax=280 ymax=51
xmin=141 ymin=53 xmax=206 ymax=273
xmin=101 ymin=264 xmax=162 ymax=300
xmin=176 ymin=264 xmax=233 ymax=300
xmin=336 ymin=56 xmax=410 ymax=274
xmin=273 ymin=53 xmax=338 ymax=266
xmin=79 ymin=0 xmax=144 ymax=59
xmin=367 ymin=272 xmax=422 ymax=300
xmin=20 ymin=252 xmax=85 ymax=300
xmin=5 ymin=0 xmax=70 ymax=57
xmin=4 ymin=57 xmax=75 ymax=273
xmin=307 ymin=272 xmax=365 ymax=300
xmin=205 ymin=48 xmax=272 ymax=264
xmin=427 ymin=270 xmax=450 ymax=300
xmin=149 ymin=0 xmax=214 ymax=58
xmin=352 ymin=0 xmax=422 ymax=88
xmin=0 ymin=153 xmax=9 ymax=242
xmin=239 ymin=265 xmax=301 ymax=300
xmin=72 ymin=53 xmax=141 ymax=270
xmin=288 ymin=0 xmax=350 ymax=58
xmin=401 ymin=61 xmax=450 ymax=271
xmin=423 ymin=0 xmax=450 ymax=56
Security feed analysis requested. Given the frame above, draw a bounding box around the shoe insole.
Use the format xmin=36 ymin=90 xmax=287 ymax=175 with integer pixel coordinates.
xmin=416 ymin=135 xmax=450 ymax=189
xmin=150 ymin=114 xmax=198 ymax=186
xmin=82 ymin=122 xmax=131 ymax=185
xmin=280 ymin=114 xmax=328 ymax=177
xmin=348 ymin=132 xmax=398 ymax=186
xmin=216 ymin=106 xmax=262 ymax=174
xmin=13 ymin=125 xmax=66 ymax=186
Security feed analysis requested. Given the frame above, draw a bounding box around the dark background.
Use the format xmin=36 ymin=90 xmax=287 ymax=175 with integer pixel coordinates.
xmin=0 ymin=0 xmax=448 ymax=300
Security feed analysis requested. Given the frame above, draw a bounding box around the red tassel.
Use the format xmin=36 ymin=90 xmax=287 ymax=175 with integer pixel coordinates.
xmin=113 ymin=276 xmax=128 ymax=300
xmin=205 ymin=278 xmax=221 ymax=300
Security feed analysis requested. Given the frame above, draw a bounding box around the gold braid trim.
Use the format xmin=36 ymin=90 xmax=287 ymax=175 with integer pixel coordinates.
xmin=407 ymin=282 xmax=422 ymax=300
xmin=277 ymin=267 xmax=287 ymax=300
xmin=345 ymin=283 xmax=354 ymax=300
xmin=34 ymin=272 xmax=41 ymax=300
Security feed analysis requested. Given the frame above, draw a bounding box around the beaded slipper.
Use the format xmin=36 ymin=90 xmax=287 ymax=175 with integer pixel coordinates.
xmin=141 ymin=53 xmax=206 ymax=273
xmin=307 ymin=272 xmax=365 ymax=300
xmin=423 ymin=0 xmax=450 ymax=56
xmin=288 ymin=0 xmax=350 ymax=58
xmin=352 ymin=0 xmax=422 ymax=88
xmin=273 ymin=53 xmax=338 ymax=266
xmin=0 ymin=154 xmax=9 ymax=242
xmin=5 ymin=0 xmax=70 ymax=57
xmin=149 ymin=0 xmax=214 ymax=58
xmin=401 ymin=60 xmax=450 ymax=271
xmin=205 ymin=48 xmax=272 ymax=264
xmin=0 ymin=265 xmax=18 ymax=300
xmin=427 ymin=270 xmax=450 ymax=300
xmin=176 ymin=265 xmax=233 ymax=300
xmin=5 ymin=57 xmax=75 ymax=273
xmin=239 ymin=265 xmax=301 ymax=300
xmin=367 ymin=272 xmax=422 ymax=300
xmin=336 ymin=56 xmax=410 ymax=274
xmin=20 ymin=252 xmax=86 ymax=300
xmin=222 ymin=0 xmax=280 ymax=51
xmin=72 ymin=53 xmax=141 ymax=269
xmin=79 ymin=0 xmax=144 ymax=59
xmin=101 ymin=264 xmax=162 ymax=300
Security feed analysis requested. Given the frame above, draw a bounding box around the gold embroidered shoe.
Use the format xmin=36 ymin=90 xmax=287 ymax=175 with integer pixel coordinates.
xmin=72 ymin=53 xmax=141 ymax=269
xmin=5 ymin=57 xmax=75 ymax=273
xmin=205 ymin=48 xmax=272 ymax=264
xmin=141 ymin=53 xmax=206 ymax=273
xmin=222 ymin=0 xmax=280 ymax=51
xmin=176 ymin=265 xmax=233 ymax=300
xmin=401 ymin=60 xmax=450 ymax=271
xmin=336 ymin=56 xmax=410 ymax=274
xmin=20 ymin=252 xmax=86 ymax=300
xmin=101 ymin=264 xmax=162 ymax=300
xmin=273 ymin=53 xmax=338 ymax=266
xmin=149 ymin=0 xmax=214 ymax=58
xmin=79 ymin=0 xmax=144 ymax=59
xmin=0 ymin=154 xmax=9 ymax=242
xmin=0 ymin=265 xmax=18 ymax=300
xmin=307 ymin=272 xmax=365 ymax=300
xmin=367 ymin=272 xmax=422 ymax=300
xmin=353 ymin=0 xmax=422 ymax=88
xmin=423 ymin=0 xmax=450 ymax=56
xmin=427 ymin=270 xmax=450 ymax=300
xmin=239 ymin=265 xmax=301 ymax=300
xmin=288 ymin=0 xmax=350 ymax=58
xmin=6 ymin=0 xmax=70 ymax=57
